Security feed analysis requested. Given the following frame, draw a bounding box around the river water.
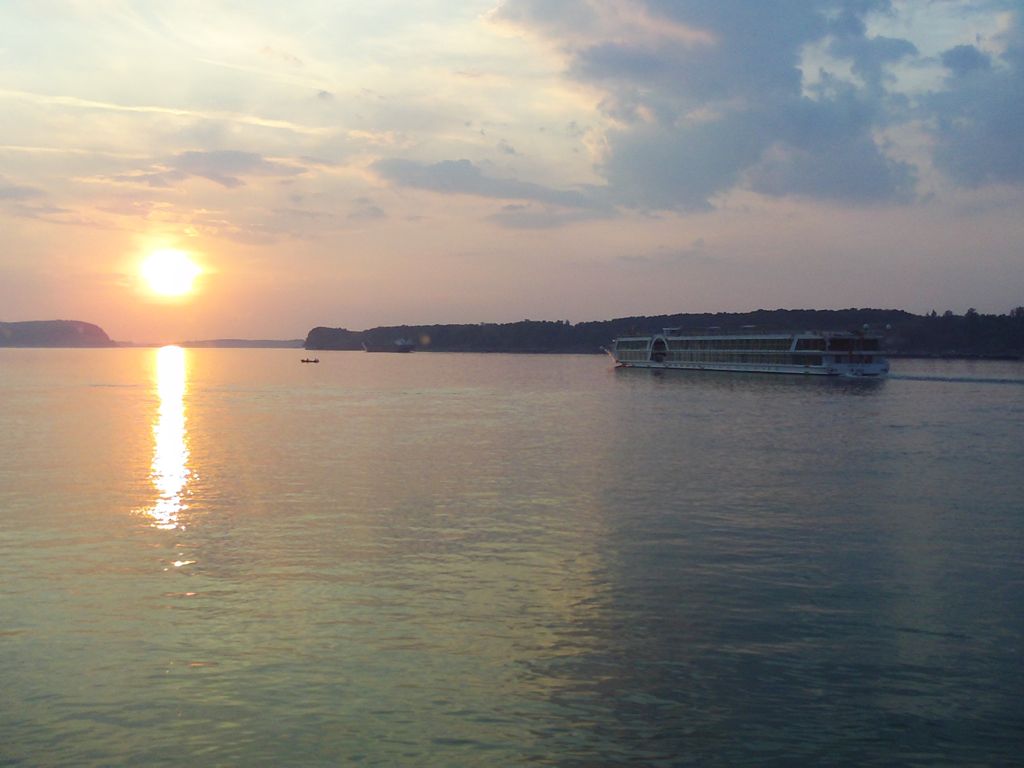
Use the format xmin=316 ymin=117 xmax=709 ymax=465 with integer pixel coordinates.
xmin=1 ymin=348 xmax=1022 ymax=766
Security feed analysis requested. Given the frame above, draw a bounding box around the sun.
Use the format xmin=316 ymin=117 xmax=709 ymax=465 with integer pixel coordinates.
xmin=141 ymin=249 xmax=202 ymax=297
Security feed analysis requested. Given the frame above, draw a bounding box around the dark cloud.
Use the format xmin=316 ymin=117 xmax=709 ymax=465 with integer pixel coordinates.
xmin=748 ymin=77 xmax=916 ymax=201
xmin=940 ymin=45 xmax=992 ymax=77
xmin=600 ymin=1 xmax=826 ymax=103
xmin=373 ymin=158 xmax=611 ymax=212
xmin=826 ymin=2 xmax=917 ymax=89
xmin=600 ymin=118 xmax=765 ymax=210
xmin=748 ymin=137 xmax=915 ymax=202
xmin=495 ymin=0 xmax=921 ymax=208
xmin=928 ymin=16 xmax=1024 ymax=186
xmin=829 ymin=34 xmax=917 ymax=90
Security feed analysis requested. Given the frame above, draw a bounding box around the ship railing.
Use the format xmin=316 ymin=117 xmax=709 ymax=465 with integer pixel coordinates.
xmin=658 ymin=328 xmax=886 ymax=338
xmin=661 ymin=327 xmax=795 ymax=337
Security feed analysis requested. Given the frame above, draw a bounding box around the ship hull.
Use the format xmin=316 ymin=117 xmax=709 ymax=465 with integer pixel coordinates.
xmin=615 ymin=360 xmax=887 ymax=377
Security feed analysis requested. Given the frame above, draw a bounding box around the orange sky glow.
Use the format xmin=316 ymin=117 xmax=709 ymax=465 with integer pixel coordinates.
xmin=1 ymin=2 xmax=1022 ymax=343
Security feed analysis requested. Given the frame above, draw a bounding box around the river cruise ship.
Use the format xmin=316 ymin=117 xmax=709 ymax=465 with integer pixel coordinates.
xmin=609 ymin=329 xmax=889 ymax=377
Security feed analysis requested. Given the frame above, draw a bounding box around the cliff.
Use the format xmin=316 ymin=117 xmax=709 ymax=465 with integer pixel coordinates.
xmin=0 ymin=320 xmax=116 ymax=347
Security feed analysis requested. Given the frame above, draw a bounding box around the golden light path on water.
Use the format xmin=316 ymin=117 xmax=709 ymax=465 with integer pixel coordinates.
xmin=145 ymin=345 xmax=191 ymax=531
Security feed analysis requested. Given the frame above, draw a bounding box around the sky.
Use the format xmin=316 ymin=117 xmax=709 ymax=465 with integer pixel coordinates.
xmin=1 ymin=0 xmax=1023 ymax=342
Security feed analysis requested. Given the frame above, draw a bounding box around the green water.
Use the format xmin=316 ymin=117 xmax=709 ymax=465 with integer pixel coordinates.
xmin=1 ymin=349 xmax=1022 ymax=766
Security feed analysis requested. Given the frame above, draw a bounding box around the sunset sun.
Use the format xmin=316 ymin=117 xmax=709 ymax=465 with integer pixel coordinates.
xmin=140 ymin=249 xmax=202 ymax=297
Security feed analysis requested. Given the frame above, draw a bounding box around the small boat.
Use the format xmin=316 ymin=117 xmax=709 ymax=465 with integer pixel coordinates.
xmin=300 ymin=358 xmax=319 ymax=363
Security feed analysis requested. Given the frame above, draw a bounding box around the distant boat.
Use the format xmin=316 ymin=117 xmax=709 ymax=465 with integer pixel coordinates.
xmin=300 ymin=358 xmax=320 ymax=363
xmin=362 ymin=338 xmax=415 ymax=353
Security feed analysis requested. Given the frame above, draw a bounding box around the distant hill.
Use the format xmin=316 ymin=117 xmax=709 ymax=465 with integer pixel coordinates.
xmin=306 ymin=307 xmax=1024 ymax=359
xmin=0 ymin=320 xmax=115 ymax=347
xmin=177 ymin=339 xmax=304 ymax=348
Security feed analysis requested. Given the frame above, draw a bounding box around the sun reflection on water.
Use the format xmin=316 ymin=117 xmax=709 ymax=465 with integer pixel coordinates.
xmin=145 ymin=345 xmax=191 ymax=530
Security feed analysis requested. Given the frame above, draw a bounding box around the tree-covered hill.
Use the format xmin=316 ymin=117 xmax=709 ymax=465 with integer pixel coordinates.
xmin=0 ymin=320 xmax=115 ymax=347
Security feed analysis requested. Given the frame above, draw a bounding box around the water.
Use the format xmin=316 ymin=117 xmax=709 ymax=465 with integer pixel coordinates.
xmin=1 ymin=349 xmax=1022 ymax=766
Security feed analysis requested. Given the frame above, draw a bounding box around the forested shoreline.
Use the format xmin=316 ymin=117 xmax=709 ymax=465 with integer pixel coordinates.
xmin=306 ymin=307 xmax=1024 ymax=359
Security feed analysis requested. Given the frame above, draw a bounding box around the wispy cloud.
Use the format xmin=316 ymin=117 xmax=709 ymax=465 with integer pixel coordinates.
xmin=107 ymin=150 xmax=307 ymax=189
xmin=616 ymin=238 xmax=714 ymax=266
xmin=0 ymin=88 xmax=333 ymax=137
xmin=489 ymin=203 xmax=614 ymax=229
xmin=347 ymin=197 xmax=387 ymax=221
xmin=168 ymin=151 xmax=305 ymax=188
xmin=0 ymin=176 xmax=44 ymax=201
xmin=373 ymin=158 xmax=612 ymax=214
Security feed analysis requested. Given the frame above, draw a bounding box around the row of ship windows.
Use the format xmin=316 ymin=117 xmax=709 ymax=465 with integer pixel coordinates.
xmin=617 ymin=352 xmax=878 ymax=365
xmin=673 ymin=353 xmax=823 ymax=365
xmin=619 ymin=352 xmax=825 ymax=365
xmin=614 ymin=339 xmax=790 ymax=352
xmin=617 ymin=339 xmax=795 ymax=351
xmin=617 ymin=338 xmax=881 ymax=352
xmin=668 ymin=339 xmax=793 ymax=350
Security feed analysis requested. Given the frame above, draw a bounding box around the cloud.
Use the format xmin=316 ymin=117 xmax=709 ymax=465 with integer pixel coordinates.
xmin=0 ymin=176 xmax=71 ymax=221
xmin=0 ymin=88 xmax=330 ymax=137
xmin=748 ymin=137 xmax=916 ymax=203
xmin=746 ymin=77 xmax=916 ymax=202
xmin=110 ymin=150 xmax=306 ymax=188
xmin=826 ymin=4 xmax=918 ymax=90
xmin=169 ymin=150 xmax=304 ymax=187
xmin=928 ymin=16 xmax=1024 ymax=186
xmin=940 ymin=45 xmax=992 ymax=77
xmin=495 ymin=0 xmax=922 ymax=209
xmin=0 ymin=176 xmax=44 ymax=201
xmin=259 ymin=45 xmax=304 ymax=67
xmin=348 ymin=197 xmax=387 ymax=221
xmin=488 ymin=203 xmax=614 ymax=229
xmin=109 ymin=169 xmax=187 ymax=188
xmin=617 ymin=238 xmax=713 ymax=266
xmin=600 ymin=117 xmax=764 ymax=211
xmin=179 ymin=210 xmax=283 ymax=245
xmin=373 ymin=158 xmax=611 ymax=212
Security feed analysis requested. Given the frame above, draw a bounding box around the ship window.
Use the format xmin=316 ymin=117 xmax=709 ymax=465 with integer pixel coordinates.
xmin=796 ymin=338 xmax=826 ymax=350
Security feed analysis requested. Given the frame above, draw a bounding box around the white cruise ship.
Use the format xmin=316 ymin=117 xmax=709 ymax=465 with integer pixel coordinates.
xmin=609 ymin=328 xmax=889 ymax=377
